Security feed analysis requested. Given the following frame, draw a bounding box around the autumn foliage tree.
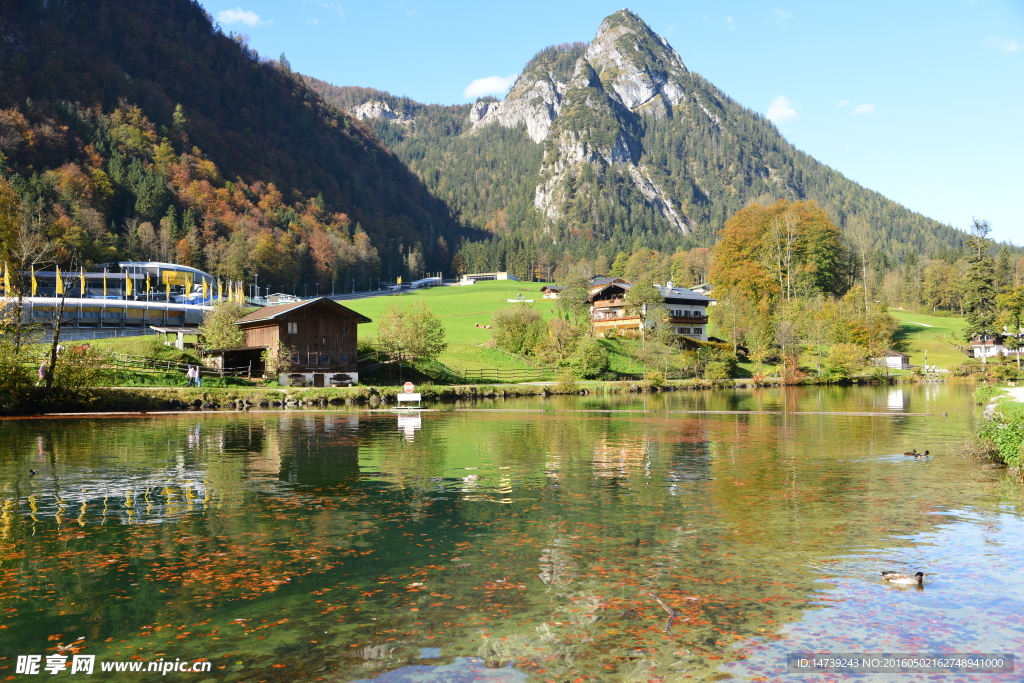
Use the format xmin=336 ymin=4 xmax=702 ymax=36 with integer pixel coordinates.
xmin=710 ymin=200 xmax=846 ymax=306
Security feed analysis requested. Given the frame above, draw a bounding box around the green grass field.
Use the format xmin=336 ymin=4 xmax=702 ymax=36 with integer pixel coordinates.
xmin=85 ymin=286 xmax=972 ymax=381
xmin=889 ymin=310 xmax=969 ymax=369
xmin=343 ymin=281 xmax=560 ymax=372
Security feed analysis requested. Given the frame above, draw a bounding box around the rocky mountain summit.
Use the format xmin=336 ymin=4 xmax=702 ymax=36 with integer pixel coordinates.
xmin=317 ymin=9 xmax=958 ymax=259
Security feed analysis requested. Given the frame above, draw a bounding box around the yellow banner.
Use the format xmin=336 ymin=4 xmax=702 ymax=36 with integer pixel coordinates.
xmin=80 ymin=268 xmax=86 ymax=297
xmin=56 ymin=265 xmax=64 ymax=295
xmin=31 ymin=266 xmax=37 ymax=296
xmin=125 ymin=271 xmax=133 ymax=296
xmin=161 ymin=271 xmax=191 ymax=286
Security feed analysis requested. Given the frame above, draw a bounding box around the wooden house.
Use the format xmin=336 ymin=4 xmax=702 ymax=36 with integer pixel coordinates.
xmin=588 ymin=281 xmax=712 ymax=340
xmin=232 ymin=297 xmax=371 ymax=386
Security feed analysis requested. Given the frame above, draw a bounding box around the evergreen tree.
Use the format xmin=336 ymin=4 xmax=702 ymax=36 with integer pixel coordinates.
xmin=962 ymin=219 xmax=996 ymax=340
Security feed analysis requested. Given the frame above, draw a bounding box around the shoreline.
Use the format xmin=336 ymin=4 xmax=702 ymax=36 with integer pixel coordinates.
xmin=0 ymin=374 xmax=941 ymax=417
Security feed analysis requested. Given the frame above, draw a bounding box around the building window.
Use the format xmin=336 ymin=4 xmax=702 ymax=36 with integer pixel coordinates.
xmin=679 ymin=327 xmax=691 ymax=334
xmin=340 ymin=323 xmax=349 ymax=335
xmin=320 ymin=354 xmax=329 ymax=365
xmin=308 ymin=352 xmax=319 ymax=365
xmin=340 ymin=354 xmax=349 ymax=365
xmin=289 ymin=353 xmax=299 ymax=364
xmin=287 ymin=322 xmax=298 ymax=334
xmin=693 ymin=327 xmax=702 ymax=335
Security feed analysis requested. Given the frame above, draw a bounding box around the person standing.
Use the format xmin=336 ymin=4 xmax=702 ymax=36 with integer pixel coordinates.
xmin=37 ymin=362 xmax=48 ymax=387
xmin=194 ymin=365 xmax=202 ymax=388
xmin=185 ymin=365 xmax=195 ymax=387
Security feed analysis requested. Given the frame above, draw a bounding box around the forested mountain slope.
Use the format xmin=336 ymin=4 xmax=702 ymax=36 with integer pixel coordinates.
xmin=0 ymin=0 xmax=472 ymax=286
xmin=313 ymin=10 xmax=966 ymax=278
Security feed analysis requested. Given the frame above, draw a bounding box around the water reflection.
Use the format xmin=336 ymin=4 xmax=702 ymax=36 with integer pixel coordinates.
xmin=0 ymin=384 xmax=1020 ymax=682
xmin=397 ymin=414 xmax=422 ymax=441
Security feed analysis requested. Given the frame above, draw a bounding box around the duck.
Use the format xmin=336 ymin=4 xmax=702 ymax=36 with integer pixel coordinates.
xmin=29 ymin=469 xmax=37 ymax=476
xmin=903 ymin=449 xmax=929 ymax=457
xmin=879 ymin=570 xmax=924 ymax=586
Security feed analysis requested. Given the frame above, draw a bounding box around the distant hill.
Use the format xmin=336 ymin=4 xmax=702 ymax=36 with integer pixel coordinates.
xmin=312 ymin=10 xmax=966 ymax=278
xmin=0 ymin=0 xmax=473 ymax=284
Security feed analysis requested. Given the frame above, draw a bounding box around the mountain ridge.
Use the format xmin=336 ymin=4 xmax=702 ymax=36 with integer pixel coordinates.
xmin=314 ymin=9 xmax=965 ymax=274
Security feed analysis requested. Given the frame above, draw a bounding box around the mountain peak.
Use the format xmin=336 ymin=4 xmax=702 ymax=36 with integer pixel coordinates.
xmin=587 ymin=10 xmax=688 ymax=116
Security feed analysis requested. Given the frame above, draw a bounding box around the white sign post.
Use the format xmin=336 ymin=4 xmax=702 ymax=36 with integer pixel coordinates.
xmin=397 ymin=381 xmax=421 ymax=407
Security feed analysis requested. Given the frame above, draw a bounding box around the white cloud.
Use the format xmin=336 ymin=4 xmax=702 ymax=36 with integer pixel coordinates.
xmin=774 ymin=8 xmax=793 ymax=23
xmin=982 ymin=36 xmax=1022 ymax=53
xmin=836 ymin=99 xmax=849 ymax=109
xmin=725 ymin=15 xmax=736 ymax=30
xmin=218 ymin=7 xmax=270 ymax=27
xmin=301 ymin=1 xmax=344 ymax=18
xmin=463 ymin=74 xmax=518 ymax=100
xmin=851 ymin=103 xmax=876 ymax=116
xmin=766 ymin=95 xmax=798 ymax=124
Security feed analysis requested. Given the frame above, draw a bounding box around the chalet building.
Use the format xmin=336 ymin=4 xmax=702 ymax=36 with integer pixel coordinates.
xmin=968 ymin=333 xmax=1022 ymax=359
xmin=211 ymin=298 xmax=371 ymax=387
xmin=657 ymin=283 xmax=713 ymax=341
xmin=589 ymin=281 xmax=713 ymax=341
xmin=540 ymin=276 xmax=627 ymax=299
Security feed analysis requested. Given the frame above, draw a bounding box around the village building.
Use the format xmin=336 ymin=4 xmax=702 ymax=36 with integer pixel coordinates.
xmin=205 ymin=297 xmax=371 ymax=386
xmin=588 ymin=281 xmax=713 ymax=341
xmin=539 ymin=276 xmax=628 ymax=300
xmin=967 ymin=333 xmax=1023 ymax=360
xmin=872 ymin=350 xmax=911 ymax=370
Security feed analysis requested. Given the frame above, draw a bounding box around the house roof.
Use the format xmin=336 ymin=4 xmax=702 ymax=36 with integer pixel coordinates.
xmin=656 ymin=284 xmax=714 ymax=303
xmin=587 ymin=281 xmax=633 ymax=302
xmin=234 ymin=297 xmax=372 ymax=325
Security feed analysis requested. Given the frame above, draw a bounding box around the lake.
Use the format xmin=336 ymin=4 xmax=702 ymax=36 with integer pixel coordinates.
xmin=1 ymin=384 xmax=1021 ymax=682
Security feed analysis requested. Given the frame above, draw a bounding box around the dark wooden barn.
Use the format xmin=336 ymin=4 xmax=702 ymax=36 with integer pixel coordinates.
xmin=234 ymin=297 xmax=372 ymax=386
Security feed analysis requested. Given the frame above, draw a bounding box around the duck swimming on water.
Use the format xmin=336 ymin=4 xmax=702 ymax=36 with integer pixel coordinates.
xmin=903 ymin=450 xmax=929 ymax=457
xmin=879 ymin=571 xmax=924 ymax=586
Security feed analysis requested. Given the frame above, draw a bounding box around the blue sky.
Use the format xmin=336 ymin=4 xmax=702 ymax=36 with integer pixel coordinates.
xmin=200 ymin=0 xmax=1023 ymax=245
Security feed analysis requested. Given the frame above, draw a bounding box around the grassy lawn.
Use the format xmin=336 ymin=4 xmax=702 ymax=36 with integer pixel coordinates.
xmin=344 ymin=281 xmax=560 ymax=372
xmin=85 ymin=334 xmax=201 ymax=360
xmin=889 ymin=310 xmax=969 ymax=369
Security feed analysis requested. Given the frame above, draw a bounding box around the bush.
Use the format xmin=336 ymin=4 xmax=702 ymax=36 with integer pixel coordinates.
xmin=977 ymin=410 xmax=1024 ymax=468
xmin=825 ymin=343 xmax=868 ymax=380
xmin=704 ymin=360 xmax=732 ymax=380
xmin=993 ymin=365 xmax=1020 ymax=381
xmin=553 ymin=369 xmax=577 ymax=393
xmin=645 ymin=371 xmax=665 ymax=387
xmin=570 ymin=337 xmax=609 ymax=379
xmin=0 ymin=341 xmax=33 ymax=414
xmin=974 ymin=384 xmax=1002 ymax=405
xmin=491 ymin=306 xmax=545 ymax=356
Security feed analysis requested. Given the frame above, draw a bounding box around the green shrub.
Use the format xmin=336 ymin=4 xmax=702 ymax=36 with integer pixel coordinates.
xmin=974 ymin=384 xmax=1002 ymax=405
xmin=645 ymin=371 xmax=665 ymax=387
xmin=553 ymin=369 xmax=577 ymax=393
xmin=491 ymin=306 xmax=545 ymax=356
xmin=704 ymin=360 xmax=732 ymax=380
xmin=570 ymin=337 xmax=609 ymax=379
xmin=993 ymin=365 xmax=1020 ymax=381
xmin=977 ymin=412 xmax=1024 ymax=468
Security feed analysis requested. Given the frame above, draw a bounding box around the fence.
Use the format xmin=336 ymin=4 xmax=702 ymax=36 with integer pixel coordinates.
xmin=459 ymin=367 xmax=560 ymax=382
xmin=107 ymin=353 xmax=253 ymax=379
